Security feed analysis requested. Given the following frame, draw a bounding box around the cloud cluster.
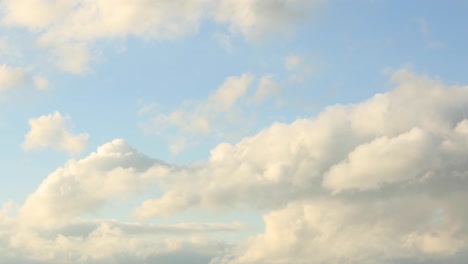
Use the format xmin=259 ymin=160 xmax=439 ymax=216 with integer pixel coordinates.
xmin=2 ymin=69 xmax=468 ymax=263
xmin=22 ymin=112 xmax=88 ymax=155
xmin=0 ymin=0 xmax=322 ymax=73
xmin=139 ymin=69 xmax=468 ymax=262
xmin=0 ymin=139 xmax=238 ymax=263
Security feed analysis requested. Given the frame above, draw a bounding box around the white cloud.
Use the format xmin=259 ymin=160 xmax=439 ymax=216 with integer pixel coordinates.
xmin=0 ymin=64 xmax=28 ymax=90
xmin=214 ymin=0 xmax=323 ymax=41
xmin=144 ymin=73 xmax=285 ymax=154
xmin=135 ymin=69 xmax=468 ymax=221
xmin=19 ymin=138 xmax=165 ymax=228
xmin=146 ymin=73 xmax=255 ymax=153
xmin=0 ymin=0 xmax=324 ymax=73
xmin=322 ymin=127 xmax=435 ymax=193
xmin=0 ymin=64 xmax=49 ymax=91
xmin=251 ymin=75 xmax=280 ymax=104
xmin=212 ymin=197 xmax=467 ymax=264
xmin=284 ymin=54 xmax=315 ymax=82
xmin=22 ymin=112 xmax=89 ymax=155
xmin=0 ymin=139 xmax=241 ymax=264
xmin=211 ymin=74 xmax=254 ymax=111
xmin=5 ymin=221 xmax=229 ymax=264
xmin=4 ymin=69 xmax=468 ymax=263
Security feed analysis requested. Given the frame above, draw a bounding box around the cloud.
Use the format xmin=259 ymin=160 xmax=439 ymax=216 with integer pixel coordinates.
xmin=251 ymin=75 xmax=281 ymax=104
xmin=5 ymin=68 xmax=468 ymax=263
xmin=211 ymin=197 xmax=468 ymax=264
xmin=0 ymin=64 xmax=49 ymax=91
xmin=22 ymin=112 xmax=89 ymax=155
xmin=135 ymin=69 xmax=468 ymax=224
xmin=0 ymin=0 xmax=324 ymax=73
xmin=5 ymin=222 xmax=229 ymax=264
xmin=0 ymin=139 xmax=240 ymax=264
xmin=145 ymin=73 xmax=258 ymax=153
xmin=0 ymin=64 xmax=28 ymax=90
xmin=19 ymin=138 xmax=166 ymax=228
xmin=205 ymin=69 xmax=468 ymax=263
xmin=284 ymin=54 xmax=315 ymax=82
xmin=214 ymin=0 xmax=323 ymax=41
xmin=322 ymin=127 xmax=435 ymax=193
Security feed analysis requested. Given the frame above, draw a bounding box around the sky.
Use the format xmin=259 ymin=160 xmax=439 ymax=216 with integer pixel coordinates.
xmin=0 ymin=0 xmax=468 ymax=263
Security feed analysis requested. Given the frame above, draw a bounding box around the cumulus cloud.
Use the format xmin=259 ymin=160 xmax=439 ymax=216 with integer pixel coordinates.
xmin=0 ymin=138 xmax=242 ymax=264
xmin=137 ymin=69 xmax=468 ymax=217
xmin=4 ymin=69 xmax=468 ymax=263
xmin=19 ymin=138 xmax=165 ymax=228
xmin=22 ymin=112 xmax=88 ymax=155
xmin=0 ymin=64 xmax=49 ymax=91
xmin=0 ymin=0 xmax=323 ymax=73
xmin=211 ymin=197 xmax=468 ymax=264
xmin=132 ymin=69 xmax=468 ymax=263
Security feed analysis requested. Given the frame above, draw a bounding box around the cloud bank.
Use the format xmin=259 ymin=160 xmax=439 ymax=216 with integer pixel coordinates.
xmin=1 ymin=69 xmax=468 ymax=263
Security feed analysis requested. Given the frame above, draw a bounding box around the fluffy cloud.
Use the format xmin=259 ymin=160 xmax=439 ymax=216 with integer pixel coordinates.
xmin=0 ymin=139 xmax=239 ymax=263
xmin=133 ymin=69 xmax=468 ymax=263
xmin=136 ymin=69 xmax=468 ymax=218
xmin=0 ymin=0 xmax=322 ymax=73
xmin=212 ymin=197 xmax=468 ymax=264
xmin=19 ymin=138 xmax=164 ymax=228
xmin=22 ymin=112 xmax=88 ymax=155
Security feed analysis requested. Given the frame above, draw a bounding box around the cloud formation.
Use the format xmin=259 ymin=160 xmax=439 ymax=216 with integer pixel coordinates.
xmin=0 ymin=140 xmax=237 ymax=263
xmin=139 ymin=69 xmax=468 ymax=263
xmin=2 ymin=69 xmax=468 ymax=263
xmin=22 ymin=112 xmax=89 ymax=155
xmin=0 ymin=0 xmax=322 ymax=73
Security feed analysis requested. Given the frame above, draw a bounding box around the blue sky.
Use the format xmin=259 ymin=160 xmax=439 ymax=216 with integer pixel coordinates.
xmin=1 ymin=0 xmax=468 ymax=263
